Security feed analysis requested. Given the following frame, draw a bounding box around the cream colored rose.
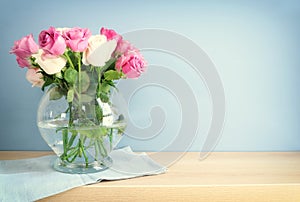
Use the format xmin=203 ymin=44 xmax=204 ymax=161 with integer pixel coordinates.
xmin=26 ymin=68 xmax=44 ymax=87
xmin=56 ymin=27 xmax=71 ymax=34
xmin=82 ymin=35 xmax=117 ymax=67
xmin=32 ymin=49 xmax=67 ymax=75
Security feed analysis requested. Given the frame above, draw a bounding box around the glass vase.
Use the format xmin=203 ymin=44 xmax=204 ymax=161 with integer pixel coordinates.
xmin=37 ymin=65 xmax=126 ymax=174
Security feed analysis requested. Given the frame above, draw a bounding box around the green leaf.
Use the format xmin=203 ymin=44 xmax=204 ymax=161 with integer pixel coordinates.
xmin=81 ymin=94 xmax=93 ymax=103
xmin=49 ymin=86 xmax=63 ymax=100
xmin=76 ymin=127 xmax=107 ymax=138
xmin=100 ymin=82 xmax=111 ymax=93
xmin=95 ymin=104 xmax=103 ymax=122
xmin=56 ymin=127 xmax=68 ymax=133
xmin=41 ymin=76 xmax=54 ymax=91
xmin=67 ymin=89 xmax=74 ymax=103
xmin=64 ymin=68 xmax=78 ymax=84
xmin=106 ymin=80 xmax=118 ymax=92
xmin=99 ymin=92 xmax=109 ymax=103
xmin=86 ymin=82 xmax=97 ymax=95
xmin=99 ymin=58 xmax=116 ymax=72
xmin=76 ymin=129 xmax=92 ymax=138
xmin=79 ymin=71 xmax=90 ymax=92
xmin=104 ymin=70 xmax=122 ymax=81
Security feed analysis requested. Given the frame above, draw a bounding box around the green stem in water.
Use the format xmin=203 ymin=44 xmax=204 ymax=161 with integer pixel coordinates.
xmin=79 ymin=139 xmax=89 ymax=167
xmin=65 ymin=148 xmax=78 ymax=163
xmin=95 ymin=140 xmax=100 ymax=160
xmin=68 ymin=102 xmax=73 ymax=127
xmin=97 ymin=138 xmax=108 ymax=158
xmin=62 ymin=129 xmax=68 ymax=156
xmin=68 ymin=131 xmax=77 ymax=149
xmin=109 ymin=128 xmax=113 ymax=150
xmin=69 ymin=152 xmax=79 ymax=163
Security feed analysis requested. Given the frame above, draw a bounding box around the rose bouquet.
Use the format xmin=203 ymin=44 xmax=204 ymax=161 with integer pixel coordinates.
xmin=10 ymin=26 xmax=146 ymax=173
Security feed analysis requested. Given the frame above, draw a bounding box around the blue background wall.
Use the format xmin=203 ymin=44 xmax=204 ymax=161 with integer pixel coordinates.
xmin=0 ymin=0 xmax=299 ymax=151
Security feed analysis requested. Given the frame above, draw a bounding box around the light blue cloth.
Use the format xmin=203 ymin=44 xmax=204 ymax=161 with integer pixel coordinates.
xmin=0 ymin=147 xmax=166 ymax=202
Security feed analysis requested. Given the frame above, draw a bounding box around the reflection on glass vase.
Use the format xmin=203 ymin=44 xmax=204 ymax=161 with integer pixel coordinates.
xmin=37 ymin=65 xmax=126 ymax=174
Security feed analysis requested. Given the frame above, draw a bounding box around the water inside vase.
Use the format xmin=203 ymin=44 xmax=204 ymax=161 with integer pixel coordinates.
xmin=38 ymin=120 xmax=125 ymax=162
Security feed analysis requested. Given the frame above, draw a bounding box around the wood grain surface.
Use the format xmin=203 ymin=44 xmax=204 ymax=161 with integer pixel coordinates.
xmin=1 ymin=151 xmax=299 ymax=201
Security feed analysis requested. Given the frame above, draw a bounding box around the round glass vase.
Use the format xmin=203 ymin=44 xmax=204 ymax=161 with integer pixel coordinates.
xmin=37 ymin=74 xmax=126 ymax=174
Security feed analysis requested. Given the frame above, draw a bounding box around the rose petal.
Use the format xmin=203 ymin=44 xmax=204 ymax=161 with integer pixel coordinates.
xmin=33 ymin=50 xmax=66 ymax=75
xmin=26 ymin=68 xmax=44 ymax=87
xmin=87 ymin=40 xmax=117 ymax=66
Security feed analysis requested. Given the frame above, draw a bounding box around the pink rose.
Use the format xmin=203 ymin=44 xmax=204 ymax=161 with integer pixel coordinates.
xmin=115 ymin=40 xmax=136 ymax=55
xmin=38 ymin=26 xmax=66 ymax=56
xmin=10 ymin=34 xmax=39 ymax=68
xmin=10 ymin=34 xmax=39 ymax=58
xmin=16 ymin=56 xmax=30 ymax=68
xmin=26 ymin=68 xmax=45 ymax=87
xmin=63 ymin=27 xmax=92 ymax=52
xmin=100 ymin=27 xmax=122 ymax=43
xmin=116 ymin=52 xmax=147 ymax=78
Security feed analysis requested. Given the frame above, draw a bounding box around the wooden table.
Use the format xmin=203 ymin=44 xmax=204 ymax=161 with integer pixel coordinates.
xmin=0 ymin=151 xmax=299 ymax=201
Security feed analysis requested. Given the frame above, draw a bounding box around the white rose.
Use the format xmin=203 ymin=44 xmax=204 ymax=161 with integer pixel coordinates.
xmin=56 ymin=27 xmax=71 ymax=34
xmin=26 ymin=68 xmax=44 ymax=87
xmin=82 ymin=35 xmax=117 ymax=67
xmin=32 ymin=49 xmax=67 ymax=75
